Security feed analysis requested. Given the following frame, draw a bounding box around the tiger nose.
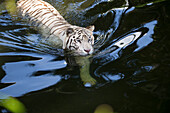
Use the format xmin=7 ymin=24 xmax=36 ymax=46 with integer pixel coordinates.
xmin=84 ymin=49 xmax=91 ymax=53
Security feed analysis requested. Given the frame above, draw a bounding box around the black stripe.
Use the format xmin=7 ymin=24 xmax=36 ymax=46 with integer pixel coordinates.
xmin=51 ymin=25 xmax=68 ymax=34
xmin=33 ymin=8 xmax=43 ymax=14
xmin=46 ymin=15 xmax=55 ymax=19
xmin=20 ymin=0 xmax=31 ymax=7
xmin=24 ymin=5 xmax=32 ymax=13
xmin=29 ymin=7 xmax=43 ymax=16
xmin=32 ymin=10 xmax=43 ymax=18
xmin=50 ymin=23 xmax=67 ymax=30
xmin=40 ymin=11 xmax=51 ymax=17
xmin=84 ymin=29 xmax=90 ymax=38
xmin=66 ymin=36 xmax=71 ymax=48
xmin=33 ymin=4 xmax=44 ymax=8
xmin=47 ymin=19 xmax=57 ymax=27
xmin=62 ymin=31 xmax=66 ymax=36
xmin=43 ymin=18 xmax=53 ymax=26
xmin=69 ymin=39 xmax=73 ymax=49
xmin=29 ymin=9 xmax=39 ymax=16
xmin=40 ymin=17 xmax=48 ymax=24
xmin=40 ymin=13 xmax=53 ymax=22
xmin=26 ymin=2 xmax=37 ymax=9
xmin=22 ymin=1 xmax=33 ymax=9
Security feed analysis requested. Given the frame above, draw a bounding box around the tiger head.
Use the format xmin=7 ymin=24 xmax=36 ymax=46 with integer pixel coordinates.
xmin=61 ymin=25 xmax=95 ymax=56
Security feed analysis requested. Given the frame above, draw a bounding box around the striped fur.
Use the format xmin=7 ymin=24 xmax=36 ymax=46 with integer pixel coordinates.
xmin=17 ymin=0 xmax=95 ymax=55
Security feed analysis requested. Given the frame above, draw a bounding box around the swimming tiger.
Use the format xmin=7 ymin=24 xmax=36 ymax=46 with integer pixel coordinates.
xmin=17 ymin=0 xmax=95 ymax=56
xmin=16 ymin=0 xmax=97 ymax=86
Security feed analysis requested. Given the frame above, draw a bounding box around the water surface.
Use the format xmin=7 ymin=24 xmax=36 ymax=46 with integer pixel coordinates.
xmin=0 ymin=0 xmax=170 ymax=113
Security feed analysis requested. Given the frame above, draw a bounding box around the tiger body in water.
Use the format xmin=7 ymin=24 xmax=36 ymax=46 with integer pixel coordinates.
xmin=17 ymin=0 xmax=95 ymax=56
xmin=17 ymin=0 xmax=96 ymax=86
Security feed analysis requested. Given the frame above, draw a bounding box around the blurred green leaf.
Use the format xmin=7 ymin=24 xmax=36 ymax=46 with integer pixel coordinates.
xmin=0 ymin=92 xmax=26 ymax=113
xmin=94 ymin=104 xmax=114 ymax=113
xmin=5 ymin=0 xmax=17 ymax=16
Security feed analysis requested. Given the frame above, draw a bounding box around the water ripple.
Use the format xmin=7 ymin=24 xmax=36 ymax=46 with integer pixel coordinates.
xmin=0 ymin=52 xmax=67 ymax=97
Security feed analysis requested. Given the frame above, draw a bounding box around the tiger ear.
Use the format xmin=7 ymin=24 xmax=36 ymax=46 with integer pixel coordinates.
xmin=86 ymin=25 xmax=95 ymax=31
xmin=66 ymin=28 xmax=74 ymax=36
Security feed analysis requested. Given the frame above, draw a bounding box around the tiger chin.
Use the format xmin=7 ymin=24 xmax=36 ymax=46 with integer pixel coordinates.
xmin=17 ymin=0 xmax=96 ymax=86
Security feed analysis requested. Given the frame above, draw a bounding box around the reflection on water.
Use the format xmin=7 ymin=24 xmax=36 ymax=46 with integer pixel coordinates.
xmin=135 ymin=20 xmax=157 ymax=52
xmin=0 ymin=52 xmax=66 ymax=97
xmin=94 ymin=20 xmax=157 ymax=72
xmin=93 ymin=19 xmax=157 ymax=84
xmin=0 ymin=0 xmax=170 ymax=113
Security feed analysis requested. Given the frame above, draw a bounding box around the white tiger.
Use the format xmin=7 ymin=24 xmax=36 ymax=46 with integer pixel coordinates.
xmin=17 ymin=0 xmax=95 ymax=56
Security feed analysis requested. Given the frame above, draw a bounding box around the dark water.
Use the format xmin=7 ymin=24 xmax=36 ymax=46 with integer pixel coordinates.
xmin=0 ymin=0 xmax=170 ymax=113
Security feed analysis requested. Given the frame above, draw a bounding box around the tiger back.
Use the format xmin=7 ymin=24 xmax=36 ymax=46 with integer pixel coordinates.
xmin=17 ymin=0 xmax=95 ymax=56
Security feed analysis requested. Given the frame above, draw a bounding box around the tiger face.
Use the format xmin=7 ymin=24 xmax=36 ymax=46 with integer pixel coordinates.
xmin=62 ymin=25 xmax=95 ymax=56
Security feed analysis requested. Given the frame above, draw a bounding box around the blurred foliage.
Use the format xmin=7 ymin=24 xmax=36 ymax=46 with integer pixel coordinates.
xmin=94 ymin=104 xmax=115 ymax=113
xmin=0 ymin=92 xmax=26 ymax=113
xmin=5 ymin=0 xmax=17 ymax=16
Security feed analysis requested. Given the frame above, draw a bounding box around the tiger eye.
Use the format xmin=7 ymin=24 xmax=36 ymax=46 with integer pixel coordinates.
xmin=66 ymin=28 xmax=74 ymax=36
xmin=77 ymin=39 xmax=81 ymax=43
